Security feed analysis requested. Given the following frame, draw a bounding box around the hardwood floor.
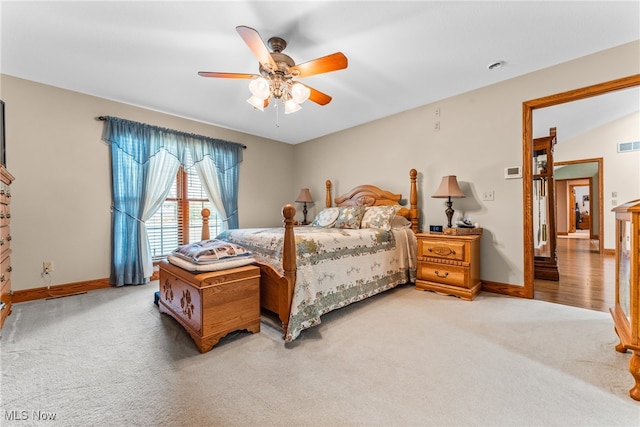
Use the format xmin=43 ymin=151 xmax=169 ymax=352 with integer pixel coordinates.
xmin=534 ymin=236 xmax=615 ymax=313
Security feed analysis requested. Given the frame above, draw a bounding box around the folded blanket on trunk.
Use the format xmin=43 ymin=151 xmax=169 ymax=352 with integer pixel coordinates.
xmin=170 ymin=239 xmax=252 ymax=265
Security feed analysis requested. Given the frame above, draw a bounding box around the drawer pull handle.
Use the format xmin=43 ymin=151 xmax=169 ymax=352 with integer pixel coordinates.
xmin=0 ymin=274 xmax=5 ymax=282
xmin=428 ymin=247 xmax=456 ymax=255
xmin=7 ymin=266 xmax=12 ymax=272
xmin=0 ymin=238 xmax=4 ymax=246
xmin=434 ymin=270 xmax=449 ymax=278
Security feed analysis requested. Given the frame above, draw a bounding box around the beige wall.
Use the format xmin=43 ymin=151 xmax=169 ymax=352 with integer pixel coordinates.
xmin=293 ymin=41 xmax=640 ymax=287
xmin=1 ymin=75 xmax=295 ymax=291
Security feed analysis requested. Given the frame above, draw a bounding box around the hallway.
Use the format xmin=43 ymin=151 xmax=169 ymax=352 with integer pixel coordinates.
xmin=534 ymin=237 xmax=615 ymax=313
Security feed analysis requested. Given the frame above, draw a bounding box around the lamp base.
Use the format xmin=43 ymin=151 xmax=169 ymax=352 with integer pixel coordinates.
xmin=302 ymin=202 xmax=309 ymax=225
xmin=445 ymin=199 xmax=454 ymax=229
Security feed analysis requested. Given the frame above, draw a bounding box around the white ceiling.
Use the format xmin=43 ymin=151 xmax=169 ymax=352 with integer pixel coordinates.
xmin=1 ymin=1 xmax=639 ymax=145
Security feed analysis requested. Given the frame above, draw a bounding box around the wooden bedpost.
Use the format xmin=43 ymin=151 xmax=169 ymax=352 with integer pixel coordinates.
xmin=409 ymin=169 xmax=418 ymax=233
xmin=201 ymin=208 xmax=210 ymax=240
xmin=325 ymin=180 xmax=332 ymax=208
xmin=280 ymin=204 xmax=297 ymax=336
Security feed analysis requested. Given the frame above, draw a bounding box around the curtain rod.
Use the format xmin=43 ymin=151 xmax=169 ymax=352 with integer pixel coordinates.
xmin=96 ymin=116 xmax=247 ymax=149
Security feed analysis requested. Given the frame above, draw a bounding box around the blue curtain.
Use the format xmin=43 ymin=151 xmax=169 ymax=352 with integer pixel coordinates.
xmin=185 ymin=139 xmax=243 ymax=229
xmin=101 ymin=116 xmax=243 ymax=286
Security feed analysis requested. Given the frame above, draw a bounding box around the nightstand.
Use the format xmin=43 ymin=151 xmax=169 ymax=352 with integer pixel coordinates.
xmin=415 ymin=232 xmax=482 ymax=300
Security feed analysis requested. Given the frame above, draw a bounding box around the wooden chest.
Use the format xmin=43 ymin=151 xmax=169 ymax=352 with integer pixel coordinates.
xmin=415 ymin=232 xmax=482 ymax=301
xmin=158 ymin=261 xmax=260 ymax=353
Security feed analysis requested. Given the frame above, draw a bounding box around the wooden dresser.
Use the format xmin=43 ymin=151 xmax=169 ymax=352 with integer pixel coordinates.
xmin=0 ymin=166 xmax=14 ymax=330
xmin=416 ymin=232 xmax=482 ymax=301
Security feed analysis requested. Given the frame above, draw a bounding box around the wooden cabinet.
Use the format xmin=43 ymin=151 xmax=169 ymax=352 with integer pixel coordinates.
xmin=0 ymin=166 xmax=14 ymax=330
xmin=415 ymin=232 xmax=482 ymax=300
xmin=533 ymin=127 xmax=559 ymax=280
xmin=577 ymin=214 xmax=591 ymax=230
xmin=611 ymin=199 xmax=640 ymax=400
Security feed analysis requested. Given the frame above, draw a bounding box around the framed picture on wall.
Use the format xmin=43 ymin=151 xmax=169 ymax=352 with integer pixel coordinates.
xmin=0 ymin=100 xmax=5 ymax=167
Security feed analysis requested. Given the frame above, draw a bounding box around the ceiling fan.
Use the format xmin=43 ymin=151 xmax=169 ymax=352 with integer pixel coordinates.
xmin=198 ymin=26 xmax=348 ymax=114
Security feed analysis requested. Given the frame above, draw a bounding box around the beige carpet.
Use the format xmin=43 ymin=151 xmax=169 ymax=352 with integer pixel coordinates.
xmin=1 ymin=283 xmax=639 ymax=426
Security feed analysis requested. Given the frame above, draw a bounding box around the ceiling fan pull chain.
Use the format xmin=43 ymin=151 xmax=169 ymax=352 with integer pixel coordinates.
xmin=275 ymin=102 xmax=280 ymax=128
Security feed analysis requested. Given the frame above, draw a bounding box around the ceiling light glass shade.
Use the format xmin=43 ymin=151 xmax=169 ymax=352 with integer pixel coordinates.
xmin=247 ymin=95 xmax=265 ymax=111
xmin=291 ymin=82 xmax=311 ymax=104
xmin=284 ymin=99 xmax=301 ymax=114
xmin=248 ymin=77 xmax=270 ymax=99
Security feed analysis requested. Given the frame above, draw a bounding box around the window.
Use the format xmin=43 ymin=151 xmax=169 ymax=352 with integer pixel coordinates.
xmin=147 ymin=164 xmax=224 ymax=258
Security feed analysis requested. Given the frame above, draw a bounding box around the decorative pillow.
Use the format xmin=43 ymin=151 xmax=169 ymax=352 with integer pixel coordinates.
xmin=391 ymin=214 xmax=412 ymax=229
xmin=171 ymin=239 xmax=252 ymax=265
xmin=360 ymin=205 xmax=401 ymax=230
xmin=334 ymin=206 xmax=366 ymax=229
xmin=311 ymin=207 xmax=340 ymax=227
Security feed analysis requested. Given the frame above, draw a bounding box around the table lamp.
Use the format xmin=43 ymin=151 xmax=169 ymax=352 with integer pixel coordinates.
xmin=295 ymin=188 xmax=313 ymax=225
xmin=431 ymin=176 xmax=465 ymax=228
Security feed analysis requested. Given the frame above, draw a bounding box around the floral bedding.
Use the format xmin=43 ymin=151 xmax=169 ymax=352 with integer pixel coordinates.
xmin=216 ymin=226 xmax=417 ymax=342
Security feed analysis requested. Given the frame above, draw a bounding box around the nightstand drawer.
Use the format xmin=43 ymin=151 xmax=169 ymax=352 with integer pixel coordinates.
xmin=418 ymin=262 xmax=468 ymax=287
xmin=418 ymin=239 xmax=466 ymax=261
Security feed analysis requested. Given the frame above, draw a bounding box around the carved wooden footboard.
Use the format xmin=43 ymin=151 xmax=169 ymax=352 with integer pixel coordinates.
xmin=202 ymin=168 xmax=419 ymax=337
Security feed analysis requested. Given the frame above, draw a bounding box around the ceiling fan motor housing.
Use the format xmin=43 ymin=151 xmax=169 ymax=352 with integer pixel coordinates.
xmin=260 ymin=52 xmax=296 ymax=77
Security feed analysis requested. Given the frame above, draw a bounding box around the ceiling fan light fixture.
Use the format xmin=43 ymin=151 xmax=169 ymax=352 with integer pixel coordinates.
xmin=248 ymin=76 xmax=270 ymax=99
xmin=247 ymin=95 xmax=266 ymax=111
xmin=291 ymin=82 xmax=311 ymax=104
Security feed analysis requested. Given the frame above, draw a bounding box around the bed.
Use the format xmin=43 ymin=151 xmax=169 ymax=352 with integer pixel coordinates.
xmin=170 ymin=168 xmax=419 ymax=343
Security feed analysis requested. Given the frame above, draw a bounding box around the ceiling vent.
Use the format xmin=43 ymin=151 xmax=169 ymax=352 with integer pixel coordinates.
xmin=618 ymin=141 xmax=640 ymax=153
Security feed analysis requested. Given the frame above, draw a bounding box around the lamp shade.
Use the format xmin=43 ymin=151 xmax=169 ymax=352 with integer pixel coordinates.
xmin=284 ymin=99 xmax=302 ymax=114
xmin=247 ymin=95 xmax=266 ymax=111
xmin=295 ymin=188 xmax=313 ymax=203
xmin=248 ymin=77 xmax=270 ymax=99
xmin=291 ymin=82 xmax=311 ymax=104
xmin=431 ymin=176 xmax=465 ymax=199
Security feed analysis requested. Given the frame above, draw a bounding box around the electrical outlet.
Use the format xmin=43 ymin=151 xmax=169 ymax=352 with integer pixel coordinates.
xmin=434 ymin=121 xmax=440 ymax=131
xmin=482 ymin=190 xmax=495 ymax=201
xmin=43 ymin=261 xmax=54 ymax=274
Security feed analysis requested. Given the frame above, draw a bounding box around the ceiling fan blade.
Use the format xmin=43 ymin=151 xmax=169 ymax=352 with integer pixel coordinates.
xmin=236 ymin=25 xmax=277 ymax=70
xmin=290 ymin=52 xmax=348 ymax=78
xmin=304 ymin=84 xmax=332 ymax=106
xmin=198 ymin=72 xmax=256 ymax=79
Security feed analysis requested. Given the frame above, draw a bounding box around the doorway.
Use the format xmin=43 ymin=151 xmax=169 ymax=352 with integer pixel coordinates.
xmin=520 ymin=74 xmax=640 ymax=300
xmin=554 ymin=158 xmax=603 ymax=254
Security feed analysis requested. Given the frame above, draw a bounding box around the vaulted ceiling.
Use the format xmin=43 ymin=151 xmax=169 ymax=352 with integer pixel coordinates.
xmin=1 ymin=1 xmax=638 ymax=144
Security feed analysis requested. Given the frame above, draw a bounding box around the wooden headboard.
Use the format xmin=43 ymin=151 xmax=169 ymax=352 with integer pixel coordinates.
xmin=324 ymin=168 xmax=418 ymax=232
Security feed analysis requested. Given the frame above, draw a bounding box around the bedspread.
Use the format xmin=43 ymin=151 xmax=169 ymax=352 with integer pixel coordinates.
xmin=217 ymin=227 xmax=417 ymax=342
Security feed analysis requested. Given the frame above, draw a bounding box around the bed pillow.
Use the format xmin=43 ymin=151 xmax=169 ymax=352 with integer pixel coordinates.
xmin=360 ymin=205 xmax=401 ymax=230
xmin=311 ymin=207 xmax=340 ymax=227
xmin=391 ymin=214 xmax=412 ymax=229
xmin=334 ymin=206 xmax=366 ymax=229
